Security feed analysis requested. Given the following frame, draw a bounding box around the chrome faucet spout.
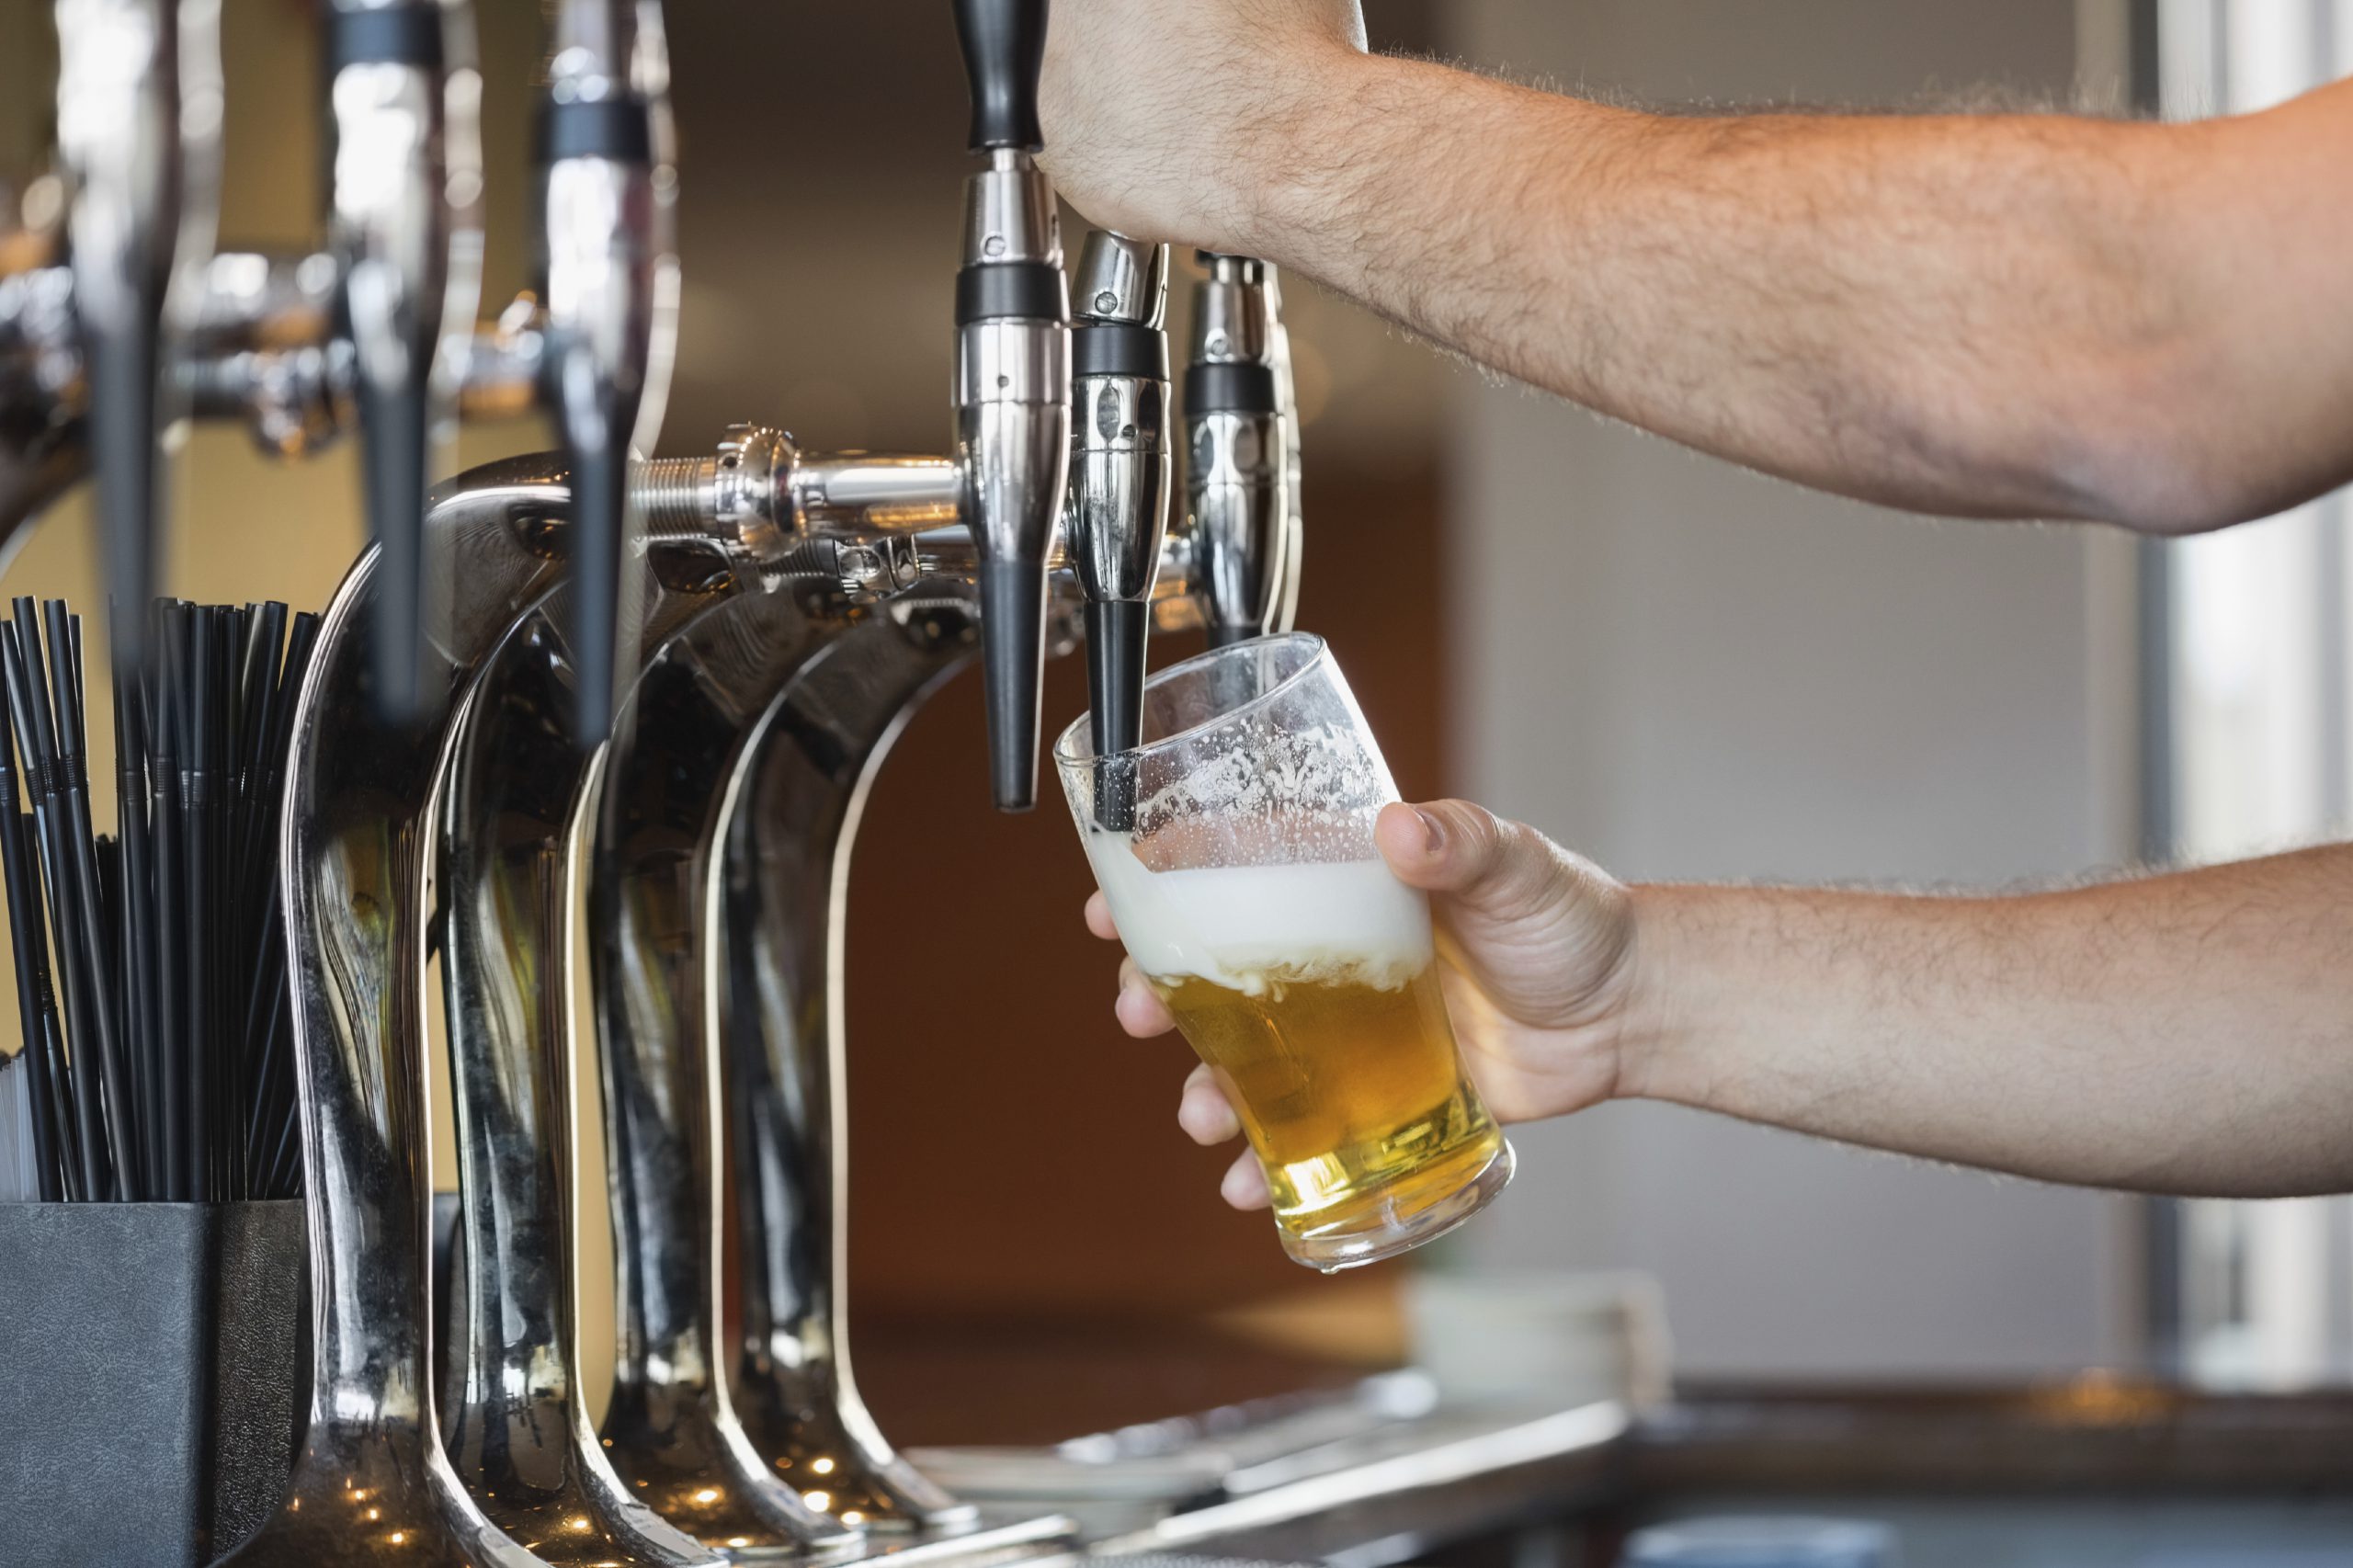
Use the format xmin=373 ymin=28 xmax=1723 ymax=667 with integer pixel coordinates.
xmin=953 ymin=0 xmax=1071 ymax=812
xmin=1186 ymin=253 xmax=1290 ymax=649
xmin=326 ymin=0 xmax=478 ymax=722
xmin=1066 ymin=232 xmax=1173 ymax=774
xmin=540 ymin=0 xmax=676 ymax=747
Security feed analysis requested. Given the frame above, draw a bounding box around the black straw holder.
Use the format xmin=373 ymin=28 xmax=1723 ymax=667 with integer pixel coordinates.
xmin=0 ymin=1199 xmax=306 ymax=1566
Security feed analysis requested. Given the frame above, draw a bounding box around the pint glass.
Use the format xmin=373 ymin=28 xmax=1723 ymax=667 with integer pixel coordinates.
xmin=1054 ymin=633 xmax=1514 ymax=1271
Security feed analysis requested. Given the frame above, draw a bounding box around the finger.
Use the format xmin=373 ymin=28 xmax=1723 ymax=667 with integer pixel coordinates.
xmin=1176 ymin=1062 xmax=1241 ymax=1144
xmin=1220 ymin=1150 xmax=1271 ymax=1211
xmin=1085 ymin=890 xmax=1120 ymax=941
xmin=1116 ymin=975 xmax=1177 ymax=1038
xmin=1377 ymin=799 xmax=1572 ymax=920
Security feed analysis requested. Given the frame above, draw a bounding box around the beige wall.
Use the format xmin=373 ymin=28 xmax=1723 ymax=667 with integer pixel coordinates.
xmin=1437 ymin=0 xmax=2146 ymax=1379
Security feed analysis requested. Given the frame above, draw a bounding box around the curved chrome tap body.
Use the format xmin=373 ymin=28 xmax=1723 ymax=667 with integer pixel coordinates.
xmin=589 ymin=581 xmax=868 ymax=1557
xmin=435 ymin=545 xmax=726 ymax=1562
xmin=215 ymin=460 xmax=574 ymax=1567
xmin=716 ymin=597 xmax=984 ymax=1532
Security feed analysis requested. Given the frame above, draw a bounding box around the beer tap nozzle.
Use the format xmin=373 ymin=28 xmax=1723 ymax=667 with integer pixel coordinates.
xmin=1066 ymin=232 xmax=1170 ymax=766
xmin=55 ymin=0 xmax=184 ymax=677
xmin=540 ymin=0 xmax=669 ymax=747
xmin=1186 ymin=253 xmax=1288 ymax=649
xmin=953 ymin=0 xmax=1071 ymax=812
xmin=326 ymin=0 xmax=460 ymax=723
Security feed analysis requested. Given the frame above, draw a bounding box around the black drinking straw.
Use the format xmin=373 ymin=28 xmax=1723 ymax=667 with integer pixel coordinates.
xmin=0 ymin=704 xmax=61 ymax=1200
xmin=112 ymin=632 xmax=162 ymax=1193
xmin=41 ymin=599 xmax=138 ymax=1200
xmin=180 ymin=605 xmax=212 ymax=1199
xmin=34 ymin=964 xmax=79 ymax=1203
xmin=239 ymin=612 xmax=314 ymax=1199
xmin=4 ymin=618 xmax=108 ymax=1201
xmin=146 ymin=618 xmax=186 ymax=1201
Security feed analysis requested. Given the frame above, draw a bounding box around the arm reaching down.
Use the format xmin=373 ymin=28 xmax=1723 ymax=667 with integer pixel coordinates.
xmin=1097 ymin=801 xmax=2353 ymax=1208
xmin=1041 ymin=3 xmax=2353 ymax=533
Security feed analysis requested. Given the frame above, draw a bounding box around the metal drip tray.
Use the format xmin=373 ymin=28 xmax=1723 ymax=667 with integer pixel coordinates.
xmin=907 ymin=1372 xmax=1443 ymax=1506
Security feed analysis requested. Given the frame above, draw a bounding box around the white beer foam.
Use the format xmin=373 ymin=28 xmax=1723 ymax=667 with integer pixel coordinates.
xmin=1082 ymin=836 xmax=1434 ymax=995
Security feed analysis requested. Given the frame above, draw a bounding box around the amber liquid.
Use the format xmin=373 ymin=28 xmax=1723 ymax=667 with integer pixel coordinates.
xmin=1152 ymin=960 xmax=1507 ymax=1263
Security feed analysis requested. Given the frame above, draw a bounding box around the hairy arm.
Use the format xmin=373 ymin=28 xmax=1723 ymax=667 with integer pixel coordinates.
xmin=1627 ymin=846 xmax=2353 ymax=1196
xmin=1111 ymin=805 xmax=2353 ymax=1205
xmin=1042 ymin=7 xmax=2353 ymax=532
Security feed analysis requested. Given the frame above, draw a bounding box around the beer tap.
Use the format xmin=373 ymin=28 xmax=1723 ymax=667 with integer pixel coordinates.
xmin=326 ymin=0 xmax=467 ymax=722
xmin=1265 ymin=266 xmax=1305 ymax=634
xmin=53 ymin=0 xmax=186 ymax=677
xmin=539 ymin=0 xmax=670 ymax=745
xmin=951 ymin=0 xmax=1071 ymax=811
xmin=1185 ymin=253 xmax=1290 ymax=647
xmin=1065 ymin=232 xmax=1171 ymax=762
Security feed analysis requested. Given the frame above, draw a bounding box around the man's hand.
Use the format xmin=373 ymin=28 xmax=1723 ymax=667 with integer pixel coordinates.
xmin=1086 ymin=799 xmax=1643 ymax=1210
xmin=1038 ymin=0 xmax=1368 ymax=256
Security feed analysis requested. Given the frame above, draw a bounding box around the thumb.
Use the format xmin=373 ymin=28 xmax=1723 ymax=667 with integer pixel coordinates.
xmin=1374 ymin=799 xmax=1635 ymax=1032
xmin=1376 ymin=800 xmax=1575 ymax=923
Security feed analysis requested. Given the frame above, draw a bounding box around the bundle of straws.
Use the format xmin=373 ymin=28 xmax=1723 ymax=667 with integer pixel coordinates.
xmin=0 ymin=597 xmax=319 ymax=1203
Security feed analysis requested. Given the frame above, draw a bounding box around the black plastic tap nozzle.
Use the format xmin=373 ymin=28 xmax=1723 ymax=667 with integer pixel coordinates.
xmin=952 ymin=0 xmax=1050 ymax=152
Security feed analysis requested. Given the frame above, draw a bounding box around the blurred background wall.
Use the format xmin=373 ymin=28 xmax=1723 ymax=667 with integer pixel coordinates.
xmin=1437 ymin=1 xmax=2145 ymax=1382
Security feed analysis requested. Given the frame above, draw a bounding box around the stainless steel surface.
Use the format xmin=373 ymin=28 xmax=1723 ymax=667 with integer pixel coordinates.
xmin=217 ymin=459 xmax=578 ymax=1566
xmin=437 ymin=436 xmax=1145 ymax=1557
xmin=540 ymin=0 xmax=674 ymax=743
xmin=1066 ymin=371 xmax=1170 ymax=607
xmin=716 ymin=591 xmax=984 ymax=1533
xmin=1074 ymin=231 xmax=1167 ymax=328
xmin=953 ymin=144 xmax=1071 ymax=812
xmin=435 ymin=490 xmax=729 ymax=1562
xmin=328 ymin=0 xmax=470 ymax=718
xmin=961 ymin=153 xmax=1058 ymax=265
xmin=1262 ymin=270 xmax=1302 ymax=637
xmin=634 ymin=430 xmax=963 ymax=572
xmin=1184 ymin=407 xmax=1282 ymax=645
xmin=1184 ymin=256 xmax=1288 ymax=648
xmin=1090 ymin=1403 xmax=1629 ymax=1567
xmin=53 ymin=0 xmax=187 ymax=665
xmin=591 ymin=582 xmax=867 ymax=1558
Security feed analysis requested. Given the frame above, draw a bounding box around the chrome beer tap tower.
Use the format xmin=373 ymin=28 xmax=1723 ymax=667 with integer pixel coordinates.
xmin=0 ymin=0 xmax=1305 ymax=1561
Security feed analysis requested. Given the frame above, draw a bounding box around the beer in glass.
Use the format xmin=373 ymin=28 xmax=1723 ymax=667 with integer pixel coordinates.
xmin=1055 ymin=633 xmax=1513 ymax=1270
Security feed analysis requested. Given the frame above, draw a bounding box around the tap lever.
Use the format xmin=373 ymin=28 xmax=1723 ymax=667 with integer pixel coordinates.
xmin=951 ymin=0 xmax=1050 ymax=153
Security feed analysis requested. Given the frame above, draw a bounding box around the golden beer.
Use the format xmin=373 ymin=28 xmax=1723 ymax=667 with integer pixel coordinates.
xmin=1056 ymin=633 xmax=1514 ymax=1269
xmin=1151 ymin=959 xmax=1508 ymax=1261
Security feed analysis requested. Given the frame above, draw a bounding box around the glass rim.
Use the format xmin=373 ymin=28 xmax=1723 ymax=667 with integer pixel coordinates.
xmin=1052 ymin=631 xmax=1329 ymax=770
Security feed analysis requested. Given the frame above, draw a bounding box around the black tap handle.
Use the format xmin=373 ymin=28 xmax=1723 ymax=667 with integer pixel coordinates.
xmin=953 ymin=0 xmax=1049 ymax=153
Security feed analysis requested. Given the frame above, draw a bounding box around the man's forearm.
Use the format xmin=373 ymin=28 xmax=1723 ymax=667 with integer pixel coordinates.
xmin=1210 ymin=49 xmax=2353 ymax=533
xmin=1623 ymin=846 xmax=2353 ymax=1197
